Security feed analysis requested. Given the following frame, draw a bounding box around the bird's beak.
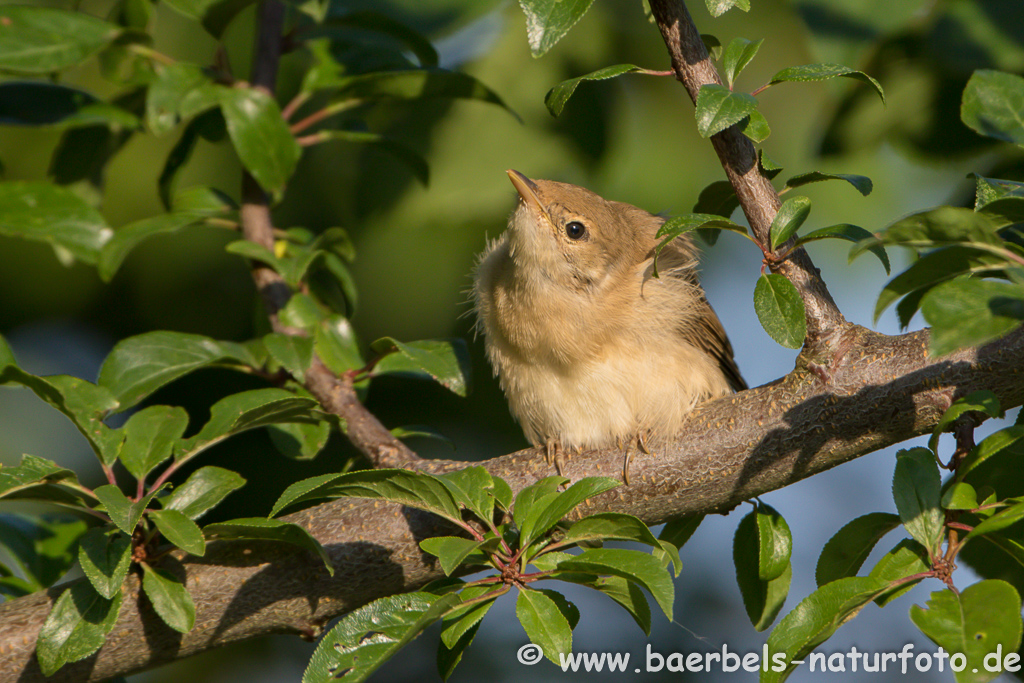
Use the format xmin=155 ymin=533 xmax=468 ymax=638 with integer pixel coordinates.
xmin=507 ymin=169 xmax=547 ymax=220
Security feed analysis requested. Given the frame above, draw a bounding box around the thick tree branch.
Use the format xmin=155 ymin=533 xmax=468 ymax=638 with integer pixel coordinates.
xmin=647 ymin=0 xmax=847 ymax=351
xmin=3 ymin=326 xmax=1024 ymax=681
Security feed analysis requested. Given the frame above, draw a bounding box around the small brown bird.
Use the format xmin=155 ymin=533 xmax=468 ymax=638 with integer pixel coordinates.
xmin=473 ymin=170 xmax=745 ymax=477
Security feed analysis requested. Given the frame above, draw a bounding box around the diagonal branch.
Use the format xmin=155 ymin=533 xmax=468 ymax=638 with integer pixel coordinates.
xmin=647 ymin=0 xmax=847 ymax=352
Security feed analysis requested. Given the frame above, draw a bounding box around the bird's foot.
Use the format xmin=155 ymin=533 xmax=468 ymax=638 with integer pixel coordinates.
xmin=621 ymin=432 xmax=655 ymax=485
xmin=544 ymin=437 xmax=567 ymax=476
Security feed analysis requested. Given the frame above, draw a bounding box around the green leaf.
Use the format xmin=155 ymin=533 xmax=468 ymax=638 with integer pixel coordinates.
xmin=910 ymin=580 xmax=1023 ymax=683
xmin=942 ymin=482 xmax=980 ymax=511
xmin=739 ymin=108 xmax=771 ymax=143
xmin=150 ymin=509 xmax=206 ymax=556
xmin=118 ymin=405 xmax=189 ymax=480
xmin=175 ymin=388 xmax=321 ymax=462
xmin=371 ymin=338 xmax=472 ymax=397
xmin=959 ymin=425 xmax=1024 ymax=482
xmin=268 ymin=420 xmax=331 ymax=461
xmin=783 ymin=172 xmax=873 ymax=196
xmin=517 ymin=588 xmax=572 ymax=665
xmin=692 ymin=181 xmax=739 ymax=219
xmin=769 ymin=196 xmax=811 ymax=251
xmin=279 ymin=292 xmax=327 ymax=329
xmin=763 ymin=577 xmax=890 ymax=683
xmin=263 ymin=333 xmax=314 ymax=382
xmin=961 ymin=70 xmax=1024 ymax=147
xmin=303 ymin=592 xmax=461 ymax=683
xmin=0 ymin=6 xmax=120 ymax=73
xmin=329 ymin=69 xmax=514 ymax=119
xmin=98 ymin=211 xmax=209 ymax=281
xmin=0 ymin=332 xmax=14 ymax=367
xmin=0 ymin=181 xmax=112 ymax=265
xmin=309 ymin=131 xmax=429 ymax=186
xmin=796 ymin=223 xmax=890 ymax=274
xmin=438 ymin=620 xmax=481 ymax=680
xmin=568 ymin=573 xmax=652 ymax=635
xmin=545 ymin=64 xmax=648 ymax=117
xmin=517 ymin=0 xmax=595 ymax=57
xmin=158 ymin=108 xmax=226 ymax=209
xmin=654 ymin=213 xmax=746 ymax=275
xmin=98 ymin=331 xmax=257 ymax=409
xmin=966 ymin=501 xmax=1024 ymax=540
xmin=519 ymin=477 xmax=620 ymax=549
xmin=141 ymin=563 xmax=195 ymax=633
xmin=695 ymin=84 xmax=759 ymax=138
xmin=204 ymin=518 xmax=332 ymax=575
xmin=921 ymin=278 xmax=1024 ymax=356
xmin=769 ymin=63 xmax=885 ymax=103
xmin=658 ymin=514 xmax=704 ymax=552
xmin=0 ymin=453 xmax=79 ymax=502
xmin=162 ymin=0 xmax=257 ymax=38
xmin=512 ymin=476 xmax=567 ymax=534
xmin=972 ymin=174 xmax=1024 ymax=224
xmin=706 ymin=0 xmax=749 ymax=17
xmin=94 ymin=484 xmax=156 ymax=536
xmin=437 ymin=467 xmax=496 ymax=523
xmin=419 ymin=537 xmax=486 ymax=576
xmin=753 ymin=274 xmax=807 ymax=348
xmin=561 ymin=512 xmax=661 ymax=548
xmin=556 ymin=547 xmax=674 ymax=619
xmin=853 ymin=208 xmax=1007 ymax=261
xmin=867 ymin=539 xmax=929 ymax=607
xmin=315 ymin=315 xmax=364 ymax=374
xmin=315 ymin=12 xmax=438 ymax=68
xmin=754 ymin=503 xmax=792 ymax=581
xmin=271 ymin=469 xmax=461 ymax=522
xmin=722 ymin=38 xmax=763 ymax=89
xmin=77 ymin=527 xmax=132 ymax=599
xmin=892 ymin=448 xmax=944 ymax=552
xmin=929 ymin=390 xmax=1003 ymax=454
xmin=218 ymin=87 xmax=300 ymax=202
xmin=0 ymin=82 xmax=131 ymax=128
xmin=162 ymin=466 xmax=245 ymax=520
xmin=734 ymin=508 xmax=791 ymax=631
xmin=815 ymin=512 xmax=901 ymax=586
xmin=874 ymin=247 xmax=998 ymax=322
xmin=36 ymin=583 xmax=123 ymax=676
xmin=145 ymin=62 xmax=217 ymax=135
xmin=0 ymin=512 xmax=88 ymax=590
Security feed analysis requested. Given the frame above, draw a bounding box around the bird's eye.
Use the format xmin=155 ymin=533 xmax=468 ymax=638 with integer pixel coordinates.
xmin=565 ymin=221 xmax=587 ymax=240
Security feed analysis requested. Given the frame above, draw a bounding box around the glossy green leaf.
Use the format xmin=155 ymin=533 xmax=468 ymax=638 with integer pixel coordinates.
xmin=98 ymin=331 xmax=257 ymax=409
xmin=315 ymin=12 xmax=438 ymax=68
xmin=815 ymin=512 xmax=900 ymax=586
xmin=966 ymin=501 xmax=1024 ymax=540
xmin=99 ymin=211 xmax=209 ymax=281
xmin=706 ymin=0 xmax=749 ymax=17
xmin=390 ymin=425 xmax=453 ymax=450
xmin=753 ymin=274 xmax=807 ymax=348
xmin=419 ymin=537 xmax=486 ymax=576
xmin=268 ymin=420 xmax=331 ymax=461
xmin=438 ymin=619 xmax=482 ymax=680
xmin=892 ymin=448 xmax=944 ymax=552
xmin=853 ymin=208 xmax=1006 ymax=262
xmin=545 ymin=64 xmax=648 ymax=117
xmin=0 ymin=6 xmax=120 ymax=73
xmin=517 ymin=0 xmax=594 ymax=57
xmin=769 ymin=196 xmax=812 ymax=251
xmin=519 ymin=477 xmax=620 ymax=549
xmin=94 ymin=484 xmax=155 ymax=536
xmin=867 ymin=539 xmax=929 ymax=607
xmin=279 ymin=292 xmax=327 ymax=329
xmin=740 ymin=108 xmax=771 ymax=143
xmin=218 ymin=87 xmax=300 ymax=202
xmin=161 ymin=0 xmax=256 ymax=37
xmin=695 ymin=84 xmax=759 ymax=138
xmin=0 ymin=512 xmax=88 ymax=590
xmin=512 ymin=476 xmax=567 ymax=532
xmin=573 ymin=573 xmax=652 ymax=635
xmin=958 ymin=425 xmax=1024 ymax=483
xmin=783 ymin=171 xmax=873 ymax=196
xmin=796 ymin=224 xmax=890 ymax=274
xmin=118 ymin=405 xmax=189 ymax=479
xmin=754 ymin=503 xmax=792 ymax=581
xmin=961 ymin=70 xmax=1024 ymax=147
xmin=873 ymin=247 xmax=998 ymax=322
xmin=768 ymin=63 xmax=885 ymax=103
xmin=692 ymin=181 xmax=739 ymax=219
xmin=150 ymin=509 xmax=206 ymax=556
xmin=263 ymin=333 xmax=314 ymax=382
xmin=556 ymin=547 xmax=674 ymax=619
xmin=36 ymin=583 xmax=123 ymax=676
xmin=303 ymin=592 xmax=461 ymax=683
xmin=0 ymin=82 xmax=120 ymax=127
xmin=0 ymin=454 xmax=78 ymax=501
xmin=700 ymin=33 xmax=722 ymax=61
xmin=972 ymin=174 xmax=1024 ymax=224
xmin=371 ymin=338 xmax=471 ymax=397
xmin=734 ymin=508 xmax=791 ymax=631
xmin=271 ymin=469 xmax=461 ymax=522
xmin=330 ymin=69 xmax=514 ymax=118
xmin=942 ymin=482 xmax=980 ymax=511
xmin=0 ymin=332 xmax=14 ymax=367
xmin=763 ymin=577 xmax=890 ymax=683
xmin=309 ymin=131 xmax=429 ymax=186
xmin=145 ymin=62 xmax=217 ymax=135
xmin=162 ymin=466 xmax=245 ymax=520
xmin=0 ymin=181 xmax=112 ymax=265
xmin=517 ymin=589 xmax=572 ymax=665
xmin=141 ymin=563 xmax=195 ymax=632
xmin=722 ymin=38 xmax=762 ymax=89
xmin=654 ymin=213 xmax=746 ymax=276
xmin=561 ymin=512 xmax=661 ymax=549
xmin=204 ymin=518 xmax=332 ymax=575
xmin=658 ymin=514 xmax=704 ymax=553
xmin=315 ymin=315 xmax=364 ymax=374
xmin=158 ymin=108 xmax=226 ymax=209
xmin=929 ymin=390 xmax=1003 ymax=453
xmin=437 ymin=467 xmax=495 ymax=523
xmin=77 ymin=527 xmax=132 ymax=599
xmin=921 ymin=278 xmax=1024 ymax=356
xmin=176 ymin=388 xmax=321 ymax=461
xmin=910 ymin=581 xmax=1022 ymax=683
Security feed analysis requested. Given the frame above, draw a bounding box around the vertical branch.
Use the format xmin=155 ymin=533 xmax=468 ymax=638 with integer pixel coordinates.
xmin=239 ymin=0 xmax=419 ymax=467
xmin=647 ymin=0 xmax=848 ymax=351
